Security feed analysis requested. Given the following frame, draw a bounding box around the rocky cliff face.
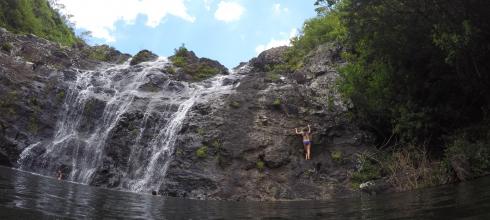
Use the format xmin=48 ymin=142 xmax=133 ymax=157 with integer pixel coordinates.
xmin=0 ymin=27 xmax=103 ymax=166
xmin=0 ymin=28 xmax=373 ymax=201
xmin=160 ymin=43 xmax=373 ymax=200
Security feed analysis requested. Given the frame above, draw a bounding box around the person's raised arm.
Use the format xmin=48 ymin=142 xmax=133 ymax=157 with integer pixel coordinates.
xmin=295 ymin=128 xmax=301 ymax=135
xmin=308 ymin=124 xmax=311 ymax=133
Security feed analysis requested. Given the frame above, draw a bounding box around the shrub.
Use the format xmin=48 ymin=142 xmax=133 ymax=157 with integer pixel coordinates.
xmin=383 ymin=147 xmax=443 ymax=190
xmin=164 ymin=65 xmax=176 ymax=74
xmin=174 ymin=44 xmax=188 ymax=57
xmin=265 ymin=72 xmax=280 ymax=82
xmin=211 ymin=139 xmax=221 ymax=149
xmin=1 ymin=42 xmax=13 ymax=53
xmin=170 ymin=56 xmax=186 ymax=67
xmin=256 ymin=160 xmax=265 ymax=171
xmin=230 ymin=101 xmax=240 ymax=108
xmin=444 ymin=130 xmax=490 ymax=179
xmin=331 ymin=149 xmax=342 ymax=163
xmin=194 ymin=64 xmax=220 ymax=81
xmin=351 ymin=152 xmax=381 ymax=188
xmin=196 ymin=127 xmax=205 ymax=136
xmin=272 ymin=98 xmax=281 ymax=107
xmin=352 ymin=147 xmax=450 ymax=191
xmin=196 ymin=146 xmax=207 ymax=158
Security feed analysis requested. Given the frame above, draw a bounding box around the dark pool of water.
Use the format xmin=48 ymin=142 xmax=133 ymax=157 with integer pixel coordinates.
xmin=1 ymin=166 xmax=489 ymax=219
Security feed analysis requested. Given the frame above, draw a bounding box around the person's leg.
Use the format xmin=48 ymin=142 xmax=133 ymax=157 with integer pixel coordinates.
xmin=307 ymin=144 xmax=311 ymax=160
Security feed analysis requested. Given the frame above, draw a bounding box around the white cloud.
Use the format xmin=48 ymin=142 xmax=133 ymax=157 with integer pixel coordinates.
xmin=255 ymin=28 xmax=298 ymax=54
xmin=204 ymin=0 xmax=213 ymax=11
xmin=57 ymin=0 xmax=195 ymax=42
xmin=273 ymin=3 xmax=289 ymax=15
xmin=214 ymin=1 xmax=245 ymax=23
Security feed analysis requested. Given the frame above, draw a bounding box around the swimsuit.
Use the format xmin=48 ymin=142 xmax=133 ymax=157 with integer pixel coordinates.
xmin=303 ymin=140 xmax=311 ymax=145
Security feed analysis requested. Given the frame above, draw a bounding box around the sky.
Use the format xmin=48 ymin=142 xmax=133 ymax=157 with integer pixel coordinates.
xmin=57 ymin=0 xmax=317 ymax=68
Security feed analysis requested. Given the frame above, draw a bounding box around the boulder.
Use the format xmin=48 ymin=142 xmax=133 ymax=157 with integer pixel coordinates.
xmin=250 ymin=46 xmax=289 ymax=72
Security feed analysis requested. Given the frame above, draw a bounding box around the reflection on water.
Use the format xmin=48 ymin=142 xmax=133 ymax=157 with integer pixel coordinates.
xmin=1 ymin=166 xmax=489 ymax=219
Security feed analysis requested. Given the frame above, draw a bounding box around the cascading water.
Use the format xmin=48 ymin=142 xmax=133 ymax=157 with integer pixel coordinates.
xmin=18 ymin=58 xmax=239 ymax=192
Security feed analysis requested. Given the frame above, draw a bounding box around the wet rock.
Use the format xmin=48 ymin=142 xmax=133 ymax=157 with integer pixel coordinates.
xmin=360 ymin=179 xmax=391 ymax=195
xmin=138 ymin=74 xmax=169 ymax=92
xmin=77 ymin=98 xmax=107 ymax=134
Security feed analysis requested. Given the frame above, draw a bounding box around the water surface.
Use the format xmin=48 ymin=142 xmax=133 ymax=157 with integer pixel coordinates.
xmin=0 ymin=166 xmax=489 ymax=219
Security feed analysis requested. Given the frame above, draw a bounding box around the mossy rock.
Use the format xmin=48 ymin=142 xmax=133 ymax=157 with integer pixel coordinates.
xmin=85 ymin=45 xmax=130 ymax=64
xmin=130 ymin=50 xmax=158 ymax=66
xmin=169 ymin=45 xmax=228 ymax=81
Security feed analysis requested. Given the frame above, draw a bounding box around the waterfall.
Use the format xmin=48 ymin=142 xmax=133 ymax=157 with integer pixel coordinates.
xmin=18 ymin=58 xmax=239 ymax=192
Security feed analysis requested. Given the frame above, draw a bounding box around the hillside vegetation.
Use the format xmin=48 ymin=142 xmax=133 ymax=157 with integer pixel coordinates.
xmin=274 ymin=0 xmax=490 ymax=189
xmin=0 ymin=0 xmax=80 ymax=46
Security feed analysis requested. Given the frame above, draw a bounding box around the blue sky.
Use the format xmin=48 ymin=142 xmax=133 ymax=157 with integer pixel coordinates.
xmin=58 ymin=0 xmax=317 ymax=68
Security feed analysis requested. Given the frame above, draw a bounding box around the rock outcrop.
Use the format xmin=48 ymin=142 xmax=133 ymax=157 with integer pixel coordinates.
xmin=168 ymin=49 xmax=229 ymax=82
xmin=130 ymin=50 xmax=158 ymax=66
xmin=0 ymin=28 xmax=374 ymax=201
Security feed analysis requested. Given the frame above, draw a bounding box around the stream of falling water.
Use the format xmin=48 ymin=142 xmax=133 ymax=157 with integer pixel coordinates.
xmin=18 ymin=58 xmax=239 ymax=192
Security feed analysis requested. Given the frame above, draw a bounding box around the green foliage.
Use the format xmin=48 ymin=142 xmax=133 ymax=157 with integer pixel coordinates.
xmin=272 ymin=98 xmax=281 ymax=107
xmin=280 ymin=3 xmax=346 ymax=72
xmin=169 ymin=44 xmax=222 ymax=81
xmin=230 ymin=101 xmax=240 ymax=109
xmin=333 ymin=0 xmax=490 ymax=147
xmin=256 ymin=160 xmax=265 ymax=171
xmin=196 ymin=146 xmax=208 ymax=158
xmin=194 ymin=64 xmax=220 ymax=81
xmin=331 ymin=149 xmax=342 ymax=163
xmin=130 ymin=50 xmax=157 ymax=65
xmin=170 ymin=56 xmax=186 ymax=67
xmin=211 ymin=139 xmax=221 ymax=149
xmin=86 ymin=45 xmax=119 ymax=62
xmin=265 ymin=72 xmax=280 ymax=82
xmin=352 ymin=147 xmax=450 ymax=191
xmin=444 ymin=127 xmax=490 ymax=178
xmin=351 ymin=153 xmax=381 ymax=188
xmin=56 ymin=90 xmax=65 ymax=102
xmin=174 ymin=43 xmax=188 ymax=57
xmin=164 ymin=65 xmax=176 ymax=74
xmin=0 ymin=0 xmax=80 ymax=46
xmin=196 ymin=127 xmax=205 ymax=136
xmin=1 ymin=42 xmax=13 ymax=53
xmin=170 ymin=44 xmax=189 ymax=67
